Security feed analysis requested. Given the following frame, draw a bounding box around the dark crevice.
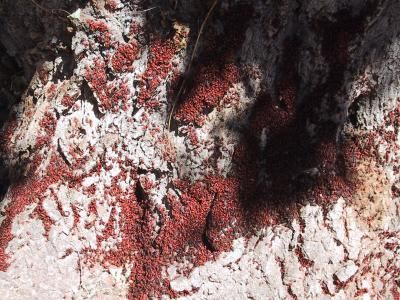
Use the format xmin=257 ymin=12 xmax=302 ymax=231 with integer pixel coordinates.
xmin=137 ymin=167 xmax=147 ymax=175
xmin=57 ymin=139 xmax=71 ymax=167
xmin=348 ymin=97 xmax=363 ymax=127
xmin=135 ymin=179 xmax=149 ymax=206
xmin=203 ymin=193 xmax=217 ymax=252
xmin=81 ymin=81 xmax=105 ymax=119
xmin=202 ymin=229 xmax=216 ymax=252
xmin=52 ymin=51 xmax=76 ymax=82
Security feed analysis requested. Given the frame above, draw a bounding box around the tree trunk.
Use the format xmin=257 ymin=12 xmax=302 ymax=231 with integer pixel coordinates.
xmin=0 ymin=0 xmax=399 ymax=299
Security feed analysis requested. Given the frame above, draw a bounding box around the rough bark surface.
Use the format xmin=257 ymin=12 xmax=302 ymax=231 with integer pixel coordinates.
xmin=0 ymin=0 xmax=399 ymax=299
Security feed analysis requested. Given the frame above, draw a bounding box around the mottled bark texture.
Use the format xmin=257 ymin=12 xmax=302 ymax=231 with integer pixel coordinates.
xmin=0 ymin=0 xmax=399 ymax=299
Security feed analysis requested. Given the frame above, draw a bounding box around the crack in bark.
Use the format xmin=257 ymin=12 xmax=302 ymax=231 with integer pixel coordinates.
xmin=57 ymin=138 xmax=71 ymax=166
xmin=81 ymin=81 xmax=105 ymax=119
xmin=202 ymin=192 xmax=217 ymax=252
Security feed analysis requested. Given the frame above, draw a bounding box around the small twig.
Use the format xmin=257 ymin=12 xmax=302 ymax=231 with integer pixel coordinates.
xmin=132 ymin=6 xmax=160 ymax=14
xmin=29 ymin=0 xmax=71 ymax=16
xmin=167 ymin=0 xmax=219 ymax=131
xmin=187 ymin=0 xmax=219 ymax=75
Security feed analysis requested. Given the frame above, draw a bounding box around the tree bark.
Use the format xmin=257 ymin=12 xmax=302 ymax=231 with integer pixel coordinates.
xmin=0 ymin=0 xmax=399 ymax=299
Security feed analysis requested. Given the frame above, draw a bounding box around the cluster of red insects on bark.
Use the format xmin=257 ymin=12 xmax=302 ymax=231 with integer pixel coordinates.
xmin=0 ymin=2 xmax=399 ymax=299
xmin=85 ymin=58 xmax=131 ymax=112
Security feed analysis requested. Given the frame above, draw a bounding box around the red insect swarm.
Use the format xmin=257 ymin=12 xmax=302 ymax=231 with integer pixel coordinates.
xmin=84 ymin=58 xmax=130 ymax=112
xmin=112 ymin=41 xmax=140 ymax=73
xmin=175 ymin=61 xmax=241 ymax=125
xmin=86 ymin=20 xmax=112 ymax=47
xmin=0 ymin=154 xmax=74 ymax=271
xmin=137 ymin=39 xmax=176 ymax=108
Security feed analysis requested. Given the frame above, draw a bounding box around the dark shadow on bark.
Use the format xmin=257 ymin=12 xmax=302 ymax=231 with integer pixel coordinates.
xmin=231 ymin=1 xmax=390 ymax=225
xmin=144 ymin=0 xmax=394 ymax=229
xmin=0 ymin=42 xmax=25 ymax=197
